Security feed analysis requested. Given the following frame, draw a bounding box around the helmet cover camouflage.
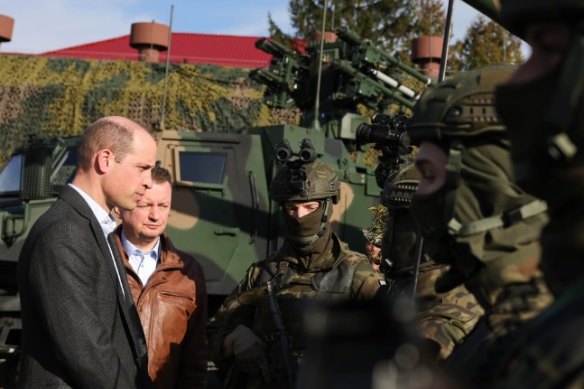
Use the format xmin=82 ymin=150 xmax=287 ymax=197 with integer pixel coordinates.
xmin=408 ymin=65 xmax=516 ymax=146
xmin=362 ymin=204 xmax=388 ymax=247
xmin=270 ymin=159 xmax=340 ymax=204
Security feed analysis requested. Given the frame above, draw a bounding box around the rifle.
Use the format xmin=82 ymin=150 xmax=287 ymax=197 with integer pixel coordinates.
xmin=264 ymin=280 xmax=296 ymax=389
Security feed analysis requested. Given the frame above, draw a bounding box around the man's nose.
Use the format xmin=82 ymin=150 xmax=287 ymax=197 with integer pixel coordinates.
xmin=144 ymin=171 xmax=153 ymax=189
xmin=149 ymin=206 xmax=160 ymax=220
xmin=297 ymin=208 xmax=310 ymax=218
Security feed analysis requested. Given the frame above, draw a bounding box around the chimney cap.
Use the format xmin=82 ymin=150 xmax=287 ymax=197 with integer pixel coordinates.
xmin=130 ymin=21 xmax=170 ymax=51
xmin=0 ymin=14 xmax=15 ymax=43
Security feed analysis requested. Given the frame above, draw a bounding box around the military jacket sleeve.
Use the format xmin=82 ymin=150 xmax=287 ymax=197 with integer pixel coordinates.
xmin=347 ymin=254 xmax=385 ymax=299
xmin=207 ymin=262 xmax=265 ymax=366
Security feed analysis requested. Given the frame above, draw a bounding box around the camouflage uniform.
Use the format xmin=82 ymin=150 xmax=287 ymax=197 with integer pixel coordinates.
xmin=485 ymin=0 xmax=584 ymax=387
xmin=208 ymin=154 xmax=383 ymax=389
xmin=380 ymin=158 xmax=483 ymax=360
xmin=389 ymin=263 xmax=483 ymax=359
xmin=407 ymin=65 xmax=553 ymax=386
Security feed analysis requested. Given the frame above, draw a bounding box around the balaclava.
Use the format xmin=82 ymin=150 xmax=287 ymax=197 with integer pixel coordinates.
xmin=270 ymin=149 xmax=340 ymax=261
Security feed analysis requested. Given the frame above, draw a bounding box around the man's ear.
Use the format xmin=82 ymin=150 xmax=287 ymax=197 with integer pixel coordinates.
xmin=112 ymin=206 xmax=122 ymax=223
xmin=95 ymin=149 xmax=113 ymax=173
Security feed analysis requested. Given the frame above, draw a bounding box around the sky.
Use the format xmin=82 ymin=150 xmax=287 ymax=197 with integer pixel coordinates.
xmin=0 ymin=0 xmax=505 ymax=55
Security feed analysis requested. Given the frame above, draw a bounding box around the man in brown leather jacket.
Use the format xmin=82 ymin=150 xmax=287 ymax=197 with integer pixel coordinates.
xmin=114 ymin=166 xmax=208 ymax=388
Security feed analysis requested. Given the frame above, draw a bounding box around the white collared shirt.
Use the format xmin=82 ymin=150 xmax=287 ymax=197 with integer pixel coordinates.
xmin=68 ymin=183 xmax=125 ymax=296
xmin=121 ymin=231 xmax=160 ymax=286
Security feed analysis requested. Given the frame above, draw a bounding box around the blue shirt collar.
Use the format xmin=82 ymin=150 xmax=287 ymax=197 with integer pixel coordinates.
xmin=120 ymin=230 xmax=161 ymax=261
xmin=69 ymin=183 xmax=117 ymax=236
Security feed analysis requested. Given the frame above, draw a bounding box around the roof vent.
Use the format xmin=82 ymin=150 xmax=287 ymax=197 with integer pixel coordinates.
xmin=0 ymin=14 xmax=15 ymax=49
xmin=130 ymin=21 xmax=170 ymax=62
xmin=411 ymin=35 xmax=443 ymax=80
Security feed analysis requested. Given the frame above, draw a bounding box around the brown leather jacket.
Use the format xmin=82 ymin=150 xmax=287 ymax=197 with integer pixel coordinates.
xmin=113 ymin=227 xmax=208 ymax=389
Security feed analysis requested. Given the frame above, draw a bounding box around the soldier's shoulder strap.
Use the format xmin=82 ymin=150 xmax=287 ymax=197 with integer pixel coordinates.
xmin=257 ymin=251 xmax=292 ymax=285
xmin=448 ymin=199 xmax=547 ymax=237
xmin=313 ymin=238 xmax=367 ymax=294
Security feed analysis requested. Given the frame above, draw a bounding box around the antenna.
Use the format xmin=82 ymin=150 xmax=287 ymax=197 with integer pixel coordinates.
xmin=312 ymin=0 xmax=328 ymax=131
xmin=331 ymin=2 xmax=335 ymax=30
xmin=438 ymin=0 xmax=455 ymax=82
xmin=160 ymin=4 xmax=174 ymax=131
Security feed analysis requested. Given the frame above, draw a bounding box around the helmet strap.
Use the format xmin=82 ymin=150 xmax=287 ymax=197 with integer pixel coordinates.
xmin=287 ymin=199 xmax=331 ymax=246
xmin=318 ymin=199 xmax=331 ymax=237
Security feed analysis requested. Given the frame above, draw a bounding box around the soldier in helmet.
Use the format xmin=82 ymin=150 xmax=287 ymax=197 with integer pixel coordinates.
xmin=379 ymin=153 xmax=484 ymax=360
xmin=488 ymin=0 xmax=584 ymax=386
xmin=362 ymin=204 xmax=387 ymax=272
xmin=207 ymin=141 xmax=383 ymax=389
xmin=406 ymin=65 xmax=553 ymax=386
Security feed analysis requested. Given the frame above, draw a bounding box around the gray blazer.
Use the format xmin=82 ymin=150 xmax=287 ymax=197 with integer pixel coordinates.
xmin=17 ymin=186 xmax=151 ymax=388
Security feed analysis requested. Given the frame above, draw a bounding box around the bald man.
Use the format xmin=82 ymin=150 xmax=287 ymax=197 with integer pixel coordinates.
xmin=18 ymin=116 xmax=157 ymax=388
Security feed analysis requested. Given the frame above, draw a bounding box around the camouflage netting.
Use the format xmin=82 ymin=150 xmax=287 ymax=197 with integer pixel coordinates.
xmin=0 ymin=55 xmax=301 ymax=165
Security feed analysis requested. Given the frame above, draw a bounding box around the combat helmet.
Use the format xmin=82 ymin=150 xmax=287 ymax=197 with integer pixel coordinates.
xmin=270 ymin=138 xmax=340 ymax=246
xmin=270 ymin=139 xmax=340 ymax=204
xmin=409 ymin=65 xmax=513 ymax=145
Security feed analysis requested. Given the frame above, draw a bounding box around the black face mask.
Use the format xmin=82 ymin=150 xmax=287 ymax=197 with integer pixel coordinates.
xmin=283 ymin=201 xmax=327 ymax=246
xmin=495 ymin=67 xmax=562 ymax=195
xmin=409 ymin=186 xmax=453 ymax=263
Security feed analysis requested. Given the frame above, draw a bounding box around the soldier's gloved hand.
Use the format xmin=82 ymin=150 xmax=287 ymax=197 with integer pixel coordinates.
xmin=223 ymin=325 xmax=270 ymax=380
xmin=223 ymin=324 xmax=265 ymax=359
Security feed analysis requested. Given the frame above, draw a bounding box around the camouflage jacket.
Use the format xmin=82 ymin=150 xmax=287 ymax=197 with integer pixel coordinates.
xmin=490 ymin=281 xmax=584 ymax=389
xmin=444 ymin=276 xmax=553 ymax=387
xmin=207 ymin=233 xmax=383 ymax=388
xmin=387 ymin=263 xmax=484 ymax=359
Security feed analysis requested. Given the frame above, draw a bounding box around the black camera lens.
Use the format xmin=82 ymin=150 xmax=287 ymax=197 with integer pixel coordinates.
xmin=275 ymin=140 xmax=292 ymax=163
xmin=355 ymin=117 xmax=410 ymax=149
xmin=299 ymin=147 xmax=316 ymax=163
xmin=298 ymin=138 xmax=317 ymax=163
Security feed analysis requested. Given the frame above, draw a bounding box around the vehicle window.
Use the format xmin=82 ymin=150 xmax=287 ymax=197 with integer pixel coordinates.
xmin=0 ymin=154 xmax=23 ymax=195
xmin=179 ymin=151 xmax=226 ymax=185
xmin=51 ymin=147 xmax=77 ymax=187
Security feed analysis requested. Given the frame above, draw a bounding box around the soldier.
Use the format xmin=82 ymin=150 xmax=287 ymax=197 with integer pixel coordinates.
xmin=488 ymin=0 xmax=584 ymax=386
xmin=380 ymin=155 xmax=484 ymax=360
xmin=207 ymin=149 xmax=383 ymax=388
xmin=362 ymin=204 xmax=387 ymax=272
xmin=406 ymin=65 xmax=553 ymax=386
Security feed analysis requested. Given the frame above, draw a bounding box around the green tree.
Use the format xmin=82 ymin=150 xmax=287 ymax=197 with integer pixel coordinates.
xmin=287 ymin=0 xmax=418 ymax=56
xmin=268 ymin=12 xmax=296 ymax=48
xmin=448 ymin=16 xmax=523 ymax=72
xmin=414 ymin=0 xmax=446 ymax=36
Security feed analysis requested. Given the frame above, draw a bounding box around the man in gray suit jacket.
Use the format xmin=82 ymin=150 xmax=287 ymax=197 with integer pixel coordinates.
xmin=18 ymin=116 xmax=157 ymax=388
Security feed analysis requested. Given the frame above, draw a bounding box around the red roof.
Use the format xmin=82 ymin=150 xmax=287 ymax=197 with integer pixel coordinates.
xmin=40 ymin=32 xmax=272 ymax=68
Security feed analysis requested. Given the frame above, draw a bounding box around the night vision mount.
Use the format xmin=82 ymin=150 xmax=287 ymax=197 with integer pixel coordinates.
xmin=356 ymin=113 xmax=411 ymax=188
xmin=274 ymin=138 xmax=318 ymax=195
xmin=275 ymin=138 xmax=317 ymax=165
